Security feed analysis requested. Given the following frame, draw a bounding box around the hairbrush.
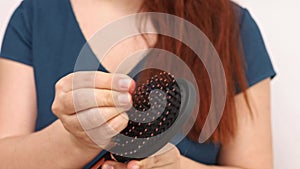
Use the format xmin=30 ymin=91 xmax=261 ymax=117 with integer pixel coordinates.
xmin=93 ymin=69 xmax=196 ymax=168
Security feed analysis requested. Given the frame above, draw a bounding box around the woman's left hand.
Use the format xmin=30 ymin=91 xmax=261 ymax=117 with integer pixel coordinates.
xmin=102 ymin=145 xmax=182 ymax=169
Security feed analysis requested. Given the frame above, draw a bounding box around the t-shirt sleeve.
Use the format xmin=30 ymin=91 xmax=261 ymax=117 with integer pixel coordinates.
xmin=239 ymin=8 xmax=276 ymax=87
xmin=0 ymin=1 xmax=33 ymax=66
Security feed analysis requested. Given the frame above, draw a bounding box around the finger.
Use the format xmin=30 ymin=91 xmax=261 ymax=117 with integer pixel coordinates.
xmin=57 ymin=71 xmax=135 ymax=92
xmin=77 ymin=107 xmax=131 ymax=130
xmin=86 ymin=113 xmax=129 ymax=146
xmin=126 ymin=161 xmax=141 ymax=169
xmin=62 ymin=89 xmax=132 ymax=114
xmin=128 ymin=146 xmax=180 ymax=169
xmin=102 ymin=160 xmax=127 ymax=169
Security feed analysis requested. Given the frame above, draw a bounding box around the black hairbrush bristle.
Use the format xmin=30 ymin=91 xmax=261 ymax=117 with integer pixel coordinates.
xmin=98 ymin=68 xmax=196 ymax=167
xmin=108 ymin=69 xmax=182 ymax=162
xmin=123 ymin=70 xmax=181 ymax=138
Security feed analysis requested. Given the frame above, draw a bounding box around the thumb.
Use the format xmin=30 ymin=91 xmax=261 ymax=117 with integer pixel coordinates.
xmin=102 ymin=160 xmax=127 ymax=169
xmin=127 ymin=160 xmax=142 ymax=169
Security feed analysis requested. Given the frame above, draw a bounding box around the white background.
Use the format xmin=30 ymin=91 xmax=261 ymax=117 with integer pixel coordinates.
xmin=1 ymin=0 xmax=300 ymax=169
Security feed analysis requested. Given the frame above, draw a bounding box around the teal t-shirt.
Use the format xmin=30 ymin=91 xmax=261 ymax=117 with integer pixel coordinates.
xmin=0 ymin=0 xmax=276 ymax=167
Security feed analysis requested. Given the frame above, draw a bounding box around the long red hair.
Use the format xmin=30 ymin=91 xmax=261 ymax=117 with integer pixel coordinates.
xmin=139 ymin=0 xmax=249 ymax=143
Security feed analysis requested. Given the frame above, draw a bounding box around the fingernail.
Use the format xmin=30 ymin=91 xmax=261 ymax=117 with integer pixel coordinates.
xmin=102 ymin=164 xmax=114 ymax=169
xmin=132 ymin=164 xmax=140 ymax=169
xmin=118 ymin=93 xmax=131 ymax=105
xmin=118 ymin=78 xmax=132 ymax=90
xmin=129 ymin=81 xmax=136 ymax=94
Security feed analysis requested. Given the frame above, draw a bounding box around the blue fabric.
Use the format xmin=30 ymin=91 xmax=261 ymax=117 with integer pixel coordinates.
xmin=0 ymin=0 xmax=276 ymax=167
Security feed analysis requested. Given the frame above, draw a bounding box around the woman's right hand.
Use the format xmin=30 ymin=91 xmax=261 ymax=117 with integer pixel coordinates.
xmin=52 ymin=71 xmax=135 ymax=151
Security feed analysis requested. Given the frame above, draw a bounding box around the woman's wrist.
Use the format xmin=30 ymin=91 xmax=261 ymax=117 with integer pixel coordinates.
xmin=46 ymin=119 xmax=103 ymax=169
xmin=54 ymin=120 xmax=102 ymax=155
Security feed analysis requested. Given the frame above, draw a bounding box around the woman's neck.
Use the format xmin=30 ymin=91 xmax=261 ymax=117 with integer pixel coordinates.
xmin=83 ymin=0 xmax=144 ymax=14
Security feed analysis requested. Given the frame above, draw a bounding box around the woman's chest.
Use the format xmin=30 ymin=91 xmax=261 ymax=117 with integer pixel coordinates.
xmin=70 ymin=0 xmax=156 ymax=74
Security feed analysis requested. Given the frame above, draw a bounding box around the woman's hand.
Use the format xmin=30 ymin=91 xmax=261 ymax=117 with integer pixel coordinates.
xmin=102 ymin=145 xmax=182 ymax=169
xmin=52 ymin=71 xmax=135 ymax=151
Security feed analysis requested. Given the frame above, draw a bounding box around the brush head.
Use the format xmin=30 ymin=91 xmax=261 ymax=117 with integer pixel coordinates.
xmin=123 ymin=70 xmax=181 ymax=138
xmin=107 ymin=68 xmax=187 ymax=162
xmin=96 ymin=68 xmax=196 ymax=168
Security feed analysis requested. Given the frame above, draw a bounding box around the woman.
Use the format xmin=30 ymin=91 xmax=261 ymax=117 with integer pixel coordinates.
xmin=0 ymin=0 xmax=276 ymax=168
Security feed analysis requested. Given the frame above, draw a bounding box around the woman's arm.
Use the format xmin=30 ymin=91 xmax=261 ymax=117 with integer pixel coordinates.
xmin=182 ymin=78 xmax=273 ymax=169
xmin=217 ymin=78 xmax=273 ymax=169
xmin=0 ymin=58 xmax=135 ymax=168
xmin=0 ymin=59 xmax=37 ymax=137
xmin=102 ymin=78 xmax=273 ymax=169
xmin=0 ymin=59 xmax=100 ymax=169
xmin=0 ymin=120 xmax=100 ymax=169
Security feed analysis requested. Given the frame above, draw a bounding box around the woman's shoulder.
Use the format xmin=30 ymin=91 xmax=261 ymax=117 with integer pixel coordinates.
xmin=22 ymin=0 xmax=66 ymax=6
xmin=18 ymin=0 xmax=74 ymax=32
xmin=231 ymin=2 xmax=276 ymax=88
xmin=20 ymin=0 xmax=68 ymax=15
xmin=231 ymin=2 xmax=251 ymax=25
